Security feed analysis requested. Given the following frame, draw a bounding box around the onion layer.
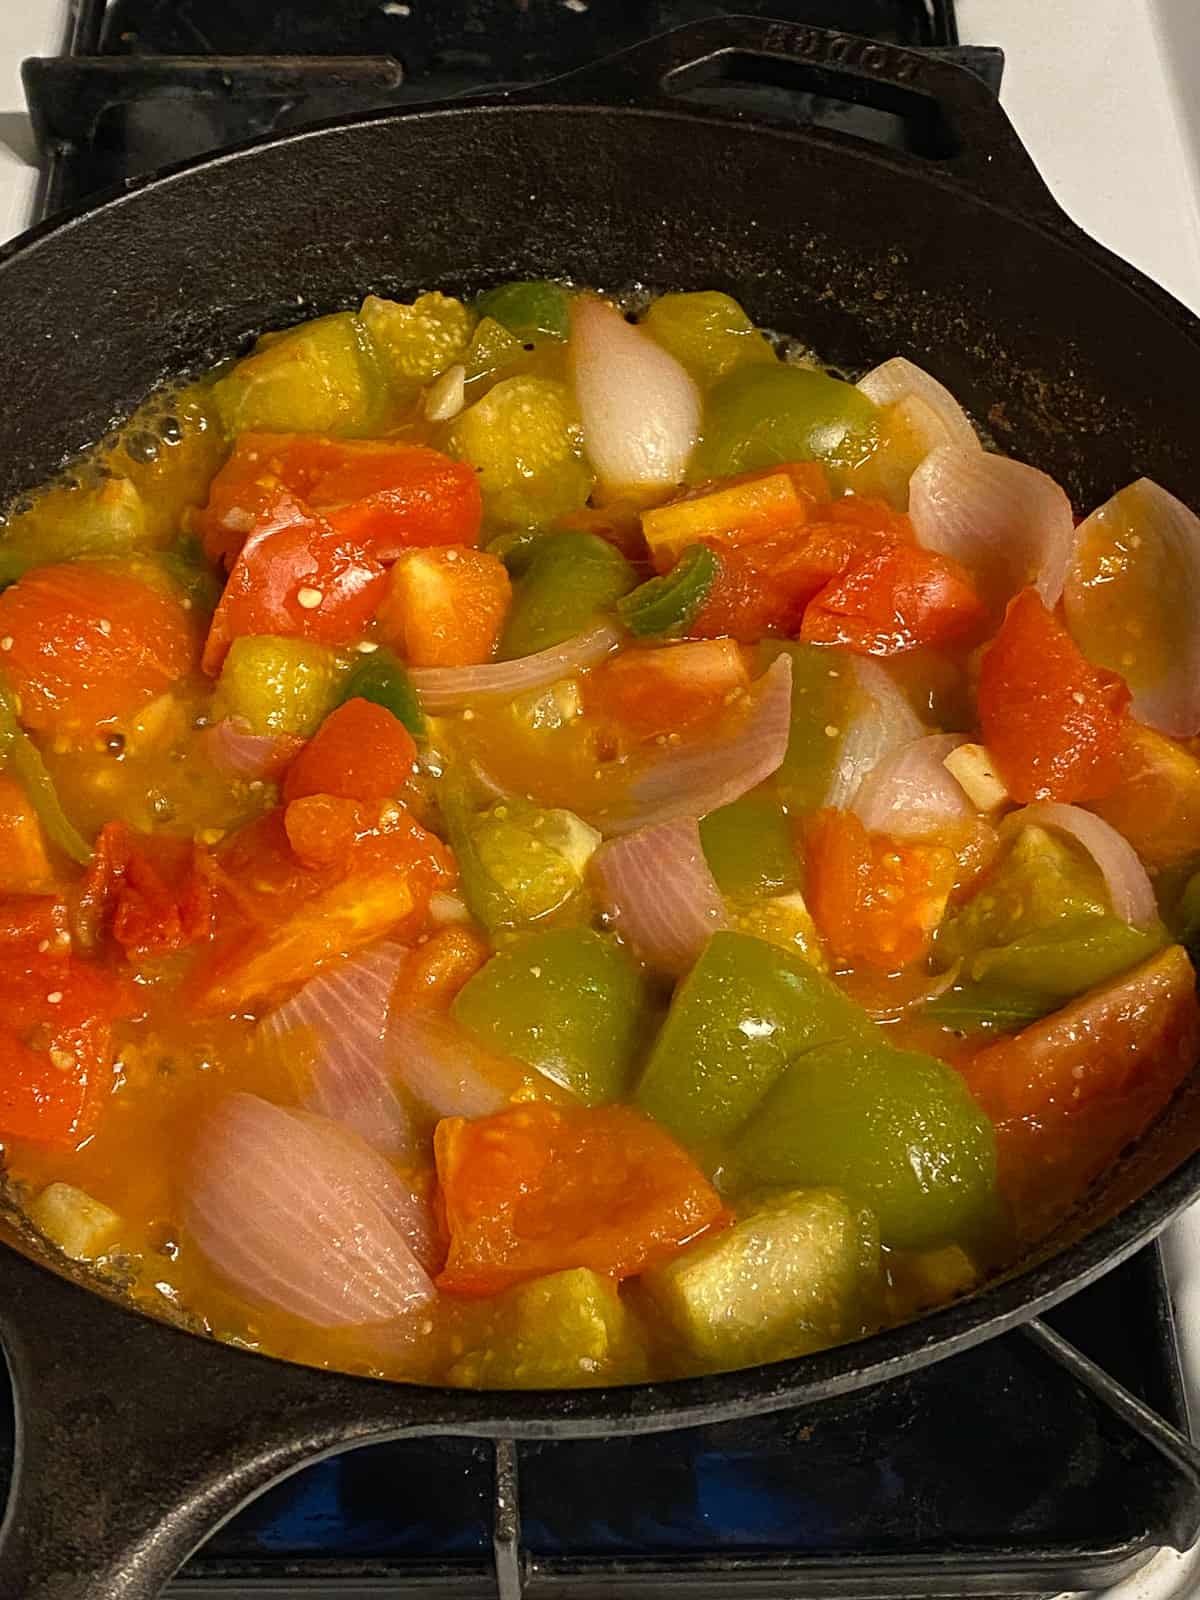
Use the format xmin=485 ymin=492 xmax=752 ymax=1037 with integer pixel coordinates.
xmin=592 ymin=818 xmax=727 ymax=975
xmin=387 ymin=1008 xmax=560 ymax=1118
xmin=595 ymin=653 xmax=793 ymax=835
xmin=1064 ymin=478 xmax=1200 ymax=738
xmin=570 ymin=297 xmax=701 ymax=494
xmin=201 ymin=718 xmax=301 ymax=780
xmin=187 ymin=1093 xmax=437 ymax=1326
xmin=824 ymin=656 xmax=924 ymax=810
xmin=909 ymin=445 xmax=1075 ymax=620
xmin=1011 ymin=801 xmax=1157 ymax=927
xmin=852 ymin=733 xmax=972 ymax=837
xmin=258 ymin=943 xmax=412 ymax=1157
xmin=410 ymin=623 xmax=620 ymax=712
xmin=856 ymin=358 xmax=979 ymax=455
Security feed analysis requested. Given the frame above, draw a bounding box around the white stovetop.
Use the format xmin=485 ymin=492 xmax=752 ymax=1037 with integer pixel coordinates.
xmin=0 ymin=2 xmax=1198 ymax=1595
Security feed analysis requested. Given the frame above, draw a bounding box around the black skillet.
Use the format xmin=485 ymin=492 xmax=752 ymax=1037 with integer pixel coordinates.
xmin=2 ymin=18 xmax=1200 ymax=1599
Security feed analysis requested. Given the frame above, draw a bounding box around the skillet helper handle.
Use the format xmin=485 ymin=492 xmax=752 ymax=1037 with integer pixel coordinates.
xmin=529 ymin=16 xmax=1065 ymax=230
xmin=0 ymin=1249 xmax=392 ymax=1600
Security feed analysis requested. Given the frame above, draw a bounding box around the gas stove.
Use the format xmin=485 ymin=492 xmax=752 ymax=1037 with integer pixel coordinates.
xmin=1 ymin=3 xmax=1200 ymax=1597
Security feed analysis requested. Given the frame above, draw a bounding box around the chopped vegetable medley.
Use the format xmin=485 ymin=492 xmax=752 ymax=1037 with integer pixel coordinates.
xmin=1 ymin=283 xmax=1196 ymax=1389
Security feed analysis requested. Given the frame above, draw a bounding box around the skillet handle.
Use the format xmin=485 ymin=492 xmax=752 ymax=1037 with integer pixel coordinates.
xmin=526 ymin=17 xmax=1066 ymax=229
xmin=0 ymin=1248 xmax=415 ymax=1599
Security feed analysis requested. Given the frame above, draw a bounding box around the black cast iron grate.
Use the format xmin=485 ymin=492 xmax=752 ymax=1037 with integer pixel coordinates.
xmin=13 ymin=3 xmax=1200 ymax=1597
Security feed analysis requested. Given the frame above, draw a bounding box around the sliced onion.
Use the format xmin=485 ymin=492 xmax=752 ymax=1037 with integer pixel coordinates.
xmin=909 ymin=445 xmax=1075 ymax=620
xmin=824 ymin=656 xmax=924 ymax=810
xmin=852 ymin=733 xmax=972 ymax=838
xmin=1064 ymin=478 xmax=1200 ymax=738
xmin=594 ymin=654 xmax=793 ymax=835
xmin=258 ymin=943 xmax=413 ymax=1157
xmin=410 ymin=623 xmax=620 ymax=712
xmin=387 ymin=1008 xmax=559 ymax=1118
xmin=570 ymin=297 xmax=701 ymax=493
xmin=187 ymin=1093 xmax=436 ymax=1326
xmin=201 ymin=718 xmax=302 ymax=781
xmin=592 ymin=818 xmax=727 ymax=975
xmin=1011 ymin=802 xmax=1157 ymax=927
xmin=856 ymin=357 xmax=980 ymax=454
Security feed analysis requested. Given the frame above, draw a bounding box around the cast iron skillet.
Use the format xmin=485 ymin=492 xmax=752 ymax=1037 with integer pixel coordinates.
xmin=2 ymin=17 xmax=1200 ymax=1598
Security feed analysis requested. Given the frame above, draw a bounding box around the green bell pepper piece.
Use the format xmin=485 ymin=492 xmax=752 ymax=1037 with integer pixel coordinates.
xmin=154 ymin=535 xmax=222 ymax=616
xmin=757 ymin=640 xmax=855 ymax=814
xmin=728 ymin=891 xmax=826 ymax=970
xmin=452 ymin=927 xmax=654 ymax=1105
xmin=642 ymin=290 xmax=776 ymax=388
xmin=485 ymin=527 xmax=546 ymax=578
xmin=1173 ymin=866 xmax=1200 ymax=966
xmin=732 ymin=1039 xmax=999 ymax=1251
xmin=617 ymin=544 xmax=720 ymax=639
xmin=212 ymin=312 xmax=388 ymax=438
xmin=0 ymin=477 xmax=147 ymax=587
xmin=699 ymin=791 xmax=800 ymax=897
xmin=464 ymin=798 xmax=600 ymax=928
xmin=691 ymin=364 xmax=880 ymax=482
xmin=339 ymin=647 xmax=424 ymax=738
xmin=501 ymin=531 xmax=636 ymax=659
xmin=643 ymin=1187 xmax=881 ymax=1370
xmin=0 ymin=677 xmax=91 ymax=864
xmin=214 ymin=636 xmax=345 ymax=737
xmin=448 ymin=375 xmax=593 ymax=528
xmin=475 ymin=280 xmax=570 ymax=341
xmin=635 ymin=930 xmax=872 ymax=1146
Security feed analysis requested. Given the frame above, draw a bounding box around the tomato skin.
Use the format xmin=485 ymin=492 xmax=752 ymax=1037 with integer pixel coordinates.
xmin=978 ymin=587 xmax=1130 ymax=803
xmin=585 ymin=638 xmax=748 ymax=742
xmin=376 ymin=546 xmax=511 ymax=668
xmin=393 ymin=925 xmax=490 ymax=1010
xmin=434 ymin=1100 xmax=727 ymax=1296
xmin=79 ymin=823 xmax=213 ymax=961
xmin=0 ymin=563 xmax=197 ymax=739
xmin=805 ymin=808 xmax=957 ymax=970
xmin=282 ymin=698 xmax=417 ymax=807
xmin=801 ymin=543 xmax=985 ymax=655
xmin=202 ymin=490 xmax=386 ymax=674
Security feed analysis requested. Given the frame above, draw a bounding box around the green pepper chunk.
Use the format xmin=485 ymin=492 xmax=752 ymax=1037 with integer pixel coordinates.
xmin=617 ymin=545 xmax=719 ymax=639
xmin=448 ymin=376 xmax=592 ymax=528
xmin=214 ymin=636 xmax=345 ymax=737
xmin=452 ymin=928 xmax=654 ymax=1105
xmin=699 ymin=791 xmax=800 ymax=897
xmin=758 ymin=640 xmax=855 ymax=814
xmin=642 ymin=291 xmax=776 ymax=388
xmin=0 ymin=677 xmax=91 ymax=864
xmin=339 ymin=647 xmax=424 ymax=738
xmin=691 ymin=364 xmax=880 ymax=482
xmin=732 ymin=1040 xmax=998 ymax=1251
xmin=635 ymin=931 xmax=872 ymax=1147
xmin=1172 ymin=866 xmax=1200 ymax=966
xmin=154 ymin=535 xmax=222 ymax=616
xmin=212 ymin=313 xmax=388 ymax=438
xmin=476 ymin=280 xmax=571 ymax=341
xmin=484 ymin=526 xmax=545 ymax=578
xmin=454 ymin=797 xmax=600 ymax=930
xmin=643 ymin=1187 xmax=880 ymax=1370
xmin=0 ymin=477 xmax=147 ymax=587
xmin=500 ymin=531 xmax=636 ymax=659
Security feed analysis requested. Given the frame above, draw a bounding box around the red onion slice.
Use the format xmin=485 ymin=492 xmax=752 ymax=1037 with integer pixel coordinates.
xmin=856 ymin=358 xmax=980 ymax=455
xmin=824 ymin=657 xmax=924 ymax=810
xmin=1011 ymin=802 xmax=1157 ymax=927
xmin=852 ymin=733 xmax=972 ymax=837
xmin=592 ymin=818 xmax=727 ymax=975
xmin=909 ymin=446 xmax=1075 ymax=621
xmin=387 ymin=1008 xmax=561 ymax=1118
xmin=570 ymin=297 xmax=701 ymax=493
xmin=258 ymin=943 xmax=413 ymax=1157
xmin=201 ymin=718 xmax=302 ymax=781
xmin=593 ymin=654 xmax=793 ymax=836
xmin=410 ymin=623 xmax=621 ymax=712
xmin=187 ymin=1093 xmax=437 ymax=1326
xmin=1064 ymin=478 xmax=1200 ymax=738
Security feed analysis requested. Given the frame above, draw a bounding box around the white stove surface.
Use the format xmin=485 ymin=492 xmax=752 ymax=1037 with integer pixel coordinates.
xmin=0 ymin=3 xmax=1198 ymax=1596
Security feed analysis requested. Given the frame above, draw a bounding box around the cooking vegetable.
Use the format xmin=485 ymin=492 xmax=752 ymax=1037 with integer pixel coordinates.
xmin=800 ymin=541 xmax=985 ymax=656
xmin=822 ymin=654 xmax=924 ymax=810
xmin=282 ymin=697 xmax=417 ymax=805
xmin=1064 ymin=477 xmax=1200 ymax=739
xmin=476 ymin=280 xmax=570 ymax=341
xmin=213 ymin=313 xmax=387 ymax=437
xmin=214 ymin=635 xmax=345 ymax=737
xmin=851 ymin=733 xmax=971 ymax=838
xmin=0 ymin=773 xmax=53 ymax=890
xmin=585 ymin=637 xmax=748 ymax=744
xmin=642 ymin=290 xmax=776 ymax=388
xmin=643 ymin=1188 xmax=881 ymax=1369
xmin=591 ymin=818 xmax=727 ymax=975
xmin=459 ymin=798 xmax=600 ymax=927
xmin=29 ymin=1182 xmax=122 ymax=1262
xmin=359 ymin=291 xmax=474 ymax=386
xmin=434 ymin=1100 xmax=725 ymax=1294
xmin=635 ymin=930 xmax=872 ymax=1146
xmin=378 ymin=546 xmax=511 ymax=667
xmin=452 ymin=927 xmax=653 ymax=1104
xmin=978 ymin=587 xmax=1129 ymax=804
xmin=187 ymin=1093 xmax=437 ymax=1324
xmin=448 ymin=375 xmax=592 ymax=526
xmin=0 ymin=477 xmax=148 ymax=586
xmin=617 ymin=544 xmax=720 ymax=638
xmin=1090 ymin=723 xmax=1200 ymax=869
xmin=410 ymin=622 xmax=619 ymax=715
xmin=388 ymin=1006 xmax=566 ymax=1118
xmin=338 ymin=646 xmax=424 ymax=737
xmin=0 ymin=678 xmax=92 ymax=865
xmin=1011 ymin=802 xmax=1156 ymax=927
xmin=200 ymin=718 xmax=302 ymax=780
xmin=732 ymin=1039 xmax=999 ymax=1250
xmin=699 ymin=791 xmax=801 ymax=898
xmin=570 ymin=296 xmax=701 ymax=494
xmin=728 ymin=890 xmax=825 ymax=969
xmin=641 ymin=467 xmax=822 ymax=572
xmin=691 ymin=364 xmax=879 ymax=481
xmin=855 ymin=357 xmax=979 ymax=455
xmin=501 ymin=531 xmax=636 ymax=659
